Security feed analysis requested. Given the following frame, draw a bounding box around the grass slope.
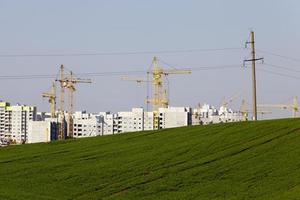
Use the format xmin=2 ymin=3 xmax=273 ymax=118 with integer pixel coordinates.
xmin=1 ymin=119 xmax=300 ymax=200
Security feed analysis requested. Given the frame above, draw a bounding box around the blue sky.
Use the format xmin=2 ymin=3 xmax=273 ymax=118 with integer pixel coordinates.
xmin=0 ymin=0 xmax=299 ymax=118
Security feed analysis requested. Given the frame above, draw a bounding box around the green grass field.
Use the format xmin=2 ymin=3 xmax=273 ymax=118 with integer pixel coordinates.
xmin=1 ymin=119 xmax=300 ymax=200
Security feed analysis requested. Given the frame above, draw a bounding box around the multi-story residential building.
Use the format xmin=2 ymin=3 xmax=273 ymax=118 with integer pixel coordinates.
xmin=73 ymin=111 xmax=103 ymax=138
xmin=0 ymin=100 xmax=243 ymax=145
xmin=118 ymin=108 xmax=143 ymax=133
xmin=27 ymin=118 xmax=58 ymax=143
xmin=117 ymin=108 xmax=154 ymax=133
xmin=99 ymin=112 xmax=119 ymax=135
xmin=143 ymin=111 xmax=154 ymax=131
xmin=158 ymin=107 xmax=192 ymax=129
xmin=192 ymin=104 xmax=243 ymax=125
xmin=0 ymin=102 xmax=10 ymax=139
xmin=71 ymin=107 xmax=191 ymax=135
xmin=0 ymin=102 xmax=36 ymax=144
xmin=218 ymin=106 xmax=243 ymax=123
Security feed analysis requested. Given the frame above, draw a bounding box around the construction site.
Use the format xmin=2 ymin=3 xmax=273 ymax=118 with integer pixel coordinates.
xmin=0 ymin=29 xmax=299 ymax=145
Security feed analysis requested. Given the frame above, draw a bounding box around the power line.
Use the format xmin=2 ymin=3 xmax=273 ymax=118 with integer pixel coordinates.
xmin=1 ymin=63 xmax=299 ymax=81
xmin=262 ymin=63 xmax=300 ymax=73
xmin=0 ymin=75 xmax=55 ymax=80
xmin=257 ymin=68 xmax=300 ymax=80
xmin=0 ymin=64 xmax=243 ymax=80
xmin=256 ymin=49 xmax=300 ymax=63
xmin=0 ymin=47 xmax=243 ymax=58
xmin=156 ymin=57 xmax=242 ymax=71
xmin=191 ymin=65 xmax=241 ymax=71
xmin=0 ymin=70 xmax=145 ymax=80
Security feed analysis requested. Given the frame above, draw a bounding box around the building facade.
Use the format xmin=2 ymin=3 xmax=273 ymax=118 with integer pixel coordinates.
xmin=0 ymin=102 xmax=36 ymax=144
xmin=73 ymin=111 xmax=104 ymax=138
xmin=27 ymin=119 xmax=58 ymax=143
xmin=116 ymin=108 xmax=154 ymax=133
xmin=158 ymin=107 xmax=192 ymax=129
xmin=192 ymin=104 xmax=243 ymax=125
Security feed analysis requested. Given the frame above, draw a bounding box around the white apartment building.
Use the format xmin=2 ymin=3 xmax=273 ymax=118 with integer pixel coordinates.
xmin=71 ymin=107 xmax=190 ymax=136
xmin=143 ymin=111 xmax=154 ymax=131
xmin=16 ymin=102 xmax=244 ymax=145
xmin=0 ymin=102 xmax=36 ymax=144
xmin=192 ymin=104 xmax=219 ymax=125
xmin=218 ymin=106 xmax=243 ymax=123
xmin=27 ymin=119 xmax=58 ymax=143
xmin=158 ymin=107 xmax=192 ymax=129
xmin=99 ymin=112 xmax=118 ymax=135
xmin=0 ymin=102 xmax=10 ymax=139
xmin=117 ymin=108 xmax=154 ymax=133
xmin=73 ymin=111 xmax=103 ymax=138
xmin=192 ymin=104 xmax=243 ymax=125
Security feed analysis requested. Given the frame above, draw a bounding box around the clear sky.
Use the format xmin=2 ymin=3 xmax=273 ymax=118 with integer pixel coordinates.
xmin=0 ymin=0 xmax=299 ymax=118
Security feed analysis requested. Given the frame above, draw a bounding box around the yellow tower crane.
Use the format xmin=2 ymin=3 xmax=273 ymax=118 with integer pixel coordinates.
xmin=122 ymin=57 xmax=191 ymax=129
xmin=121 ymin=76 xmax=146 ymax=84
xmin=258 ymin=96 xmax=299 ymax=118
xmin=121 ymin=57 xmax=191 ymax=111
xmin=42 ymin=82 xmax=56 ymax=118
xmin=147 ymin=56 xmax=191 ymax=111
xmin=240 ymin=99 xmax=272 ymax=121
xmin=65 ymin=71 xmax=92 ymax=138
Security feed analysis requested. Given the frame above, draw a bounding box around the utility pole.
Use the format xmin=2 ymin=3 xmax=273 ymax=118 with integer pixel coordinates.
xmin=244 ymin=31 xmax=263 ymax=121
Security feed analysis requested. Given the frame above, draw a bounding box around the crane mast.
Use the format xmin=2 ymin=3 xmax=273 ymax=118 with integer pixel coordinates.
xmin=147 ymin=56 xmax=191 ymax=111
xmin=122 ymin=56 xmax=191 ymax=129
xmin=65 ymin=72 xmax=91 ymax=138
xmin=57 ymin=65 xmax=67 ymax=140
xmin=67 ymin=71 xmax=75 ymax=138
xmin=122 ymin=56 xmax=191 ymax=112
xmin=152 ymin=56 xmax=165 ymax=111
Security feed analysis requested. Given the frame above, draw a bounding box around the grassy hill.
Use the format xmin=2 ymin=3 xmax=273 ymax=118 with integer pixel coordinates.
xmin=1 ymin=119 xmax=300 ymax=200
